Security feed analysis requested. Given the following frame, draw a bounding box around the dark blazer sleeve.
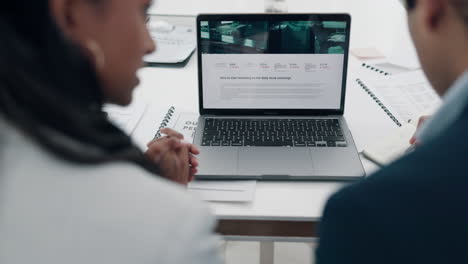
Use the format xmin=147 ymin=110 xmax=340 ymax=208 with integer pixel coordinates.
xmin=316 ymin=109 xmax=468 ymax=264
xmin=315 ymin=187 xmax=378 ymax=264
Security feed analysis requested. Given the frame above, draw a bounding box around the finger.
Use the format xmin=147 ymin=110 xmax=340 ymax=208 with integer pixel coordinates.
xmin=177 ymin=139 xmax=190 ymax=151
xmin=179 ymin=148 xmax=192 ymax=184
xmin=146 ymin=138 xmax=181 ymax=163
xmin=145 ymin=142 xmax=165 ymax=160
xmin=160 ymin=128 xmax=184 ymax=140
xmin=146 ymin=137 xmax=178 ymax=155
xmin=189 ymin=155 xmax=199 ymax=168
xmin=168 ymin=137 xmax=184 ymax=150
xmin=190 ymin=169 xmax=197 ymax=181
xmin=188 ymin=144 xmax=200 ymax=155
xmin=172 ymin=145 xmax=190 ymax=173
xmin=147 ymin=137 xmax=165 ymax=147
xmin=147 ymin=139 xmax=156 ymax=147
xmin=417 ymin=115 xmax=430 ymax=129
xmin=417 ymin=118 xmax=424 ymax=129
xmin=147 ymin=136 xmax=172 ymax=148
xmin=189 ymin=155 xmax=200 ymax=167
xmin=154 ymin=137 xmax=184 ymax=149
xmin=409 ymin=136 xmax=416 ymax=145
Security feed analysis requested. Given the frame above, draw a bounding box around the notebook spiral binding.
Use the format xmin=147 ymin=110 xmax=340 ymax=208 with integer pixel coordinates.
xmin=154 ymin=106 xmax=176 ymax=139
xmin=355 ymin=79 xmax=402 ymax=127
xmin=361 ymin=63 xmax=392 ymax=76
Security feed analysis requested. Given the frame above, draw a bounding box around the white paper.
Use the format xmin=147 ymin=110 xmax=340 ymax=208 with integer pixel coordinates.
xmin=372 ymin=62 xmax=413 ymax=75
xmin=144 ymin=21 xmax=196 ymax=64
xmin=188 ymin=180 xmax=252 ymax=191
xmin=188 ymin=181 xmax=257 ymax=202
xmin=351 ymin=47 xmax=386 ymax=60
xmin=104 ymin=101 xmax=148 ymax=135
xmin=362 ymin=124 xmax=416 ymax=166
xmin=358 ymin=59 xmax=414 ymax=76
xmin=170 ymin=113 xmax=199 ymax=143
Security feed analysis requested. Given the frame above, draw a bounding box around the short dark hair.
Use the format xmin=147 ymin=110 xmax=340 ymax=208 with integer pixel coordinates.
xmin=406 ymin=0 xmax=468 ymax=26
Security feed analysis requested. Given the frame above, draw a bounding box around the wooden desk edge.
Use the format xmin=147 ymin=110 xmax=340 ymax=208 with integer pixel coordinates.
xmin=216 ymin=219 xmax=318 ymax=238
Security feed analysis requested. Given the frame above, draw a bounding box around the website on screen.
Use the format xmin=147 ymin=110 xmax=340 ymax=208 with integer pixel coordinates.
xmin=200 ymin=20 xmax=348 ymax=109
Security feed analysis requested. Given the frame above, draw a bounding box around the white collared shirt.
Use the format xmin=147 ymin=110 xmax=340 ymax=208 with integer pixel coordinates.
xmin=417 ymin=71 xmax=468 ymax=144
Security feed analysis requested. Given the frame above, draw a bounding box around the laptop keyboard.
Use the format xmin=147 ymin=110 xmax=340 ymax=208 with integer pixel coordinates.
xmin=201 ymin=119 xmax=347 ymax=147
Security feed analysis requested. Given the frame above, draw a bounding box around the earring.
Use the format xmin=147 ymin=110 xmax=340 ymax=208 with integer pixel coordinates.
xmin=84 ymin=40 xmax=105 ymax=70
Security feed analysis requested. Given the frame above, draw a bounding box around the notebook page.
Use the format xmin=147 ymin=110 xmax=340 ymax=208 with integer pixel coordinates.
xmin=362 ymin=124 xmax=416 ymax=166
xmin=344 ymin=72 xmax=400 ymax=152
xmin=131 ymin=103 xmax=176 ymax=150
xmin=364 ymin=70 xmax=441 ymax=124
xmin=168 ymin=113 xmax=199 ymax=143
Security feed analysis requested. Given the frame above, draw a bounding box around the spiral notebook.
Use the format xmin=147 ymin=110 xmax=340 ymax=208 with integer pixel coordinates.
xmin=356 ymin=70 xmax=441 ymax=127
xmin=356 ymin=70 xmax=441 ymax=166
xmin=154 ymin=106 xmax=199 ymax=142
xmin=360 ymin=62 xmax=413 ymax=76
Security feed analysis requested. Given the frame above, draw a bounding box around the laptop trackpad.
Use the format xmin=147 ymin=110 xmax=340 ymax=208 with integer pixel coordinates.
xmin=238 ymin=148 xmax=314 ymax=176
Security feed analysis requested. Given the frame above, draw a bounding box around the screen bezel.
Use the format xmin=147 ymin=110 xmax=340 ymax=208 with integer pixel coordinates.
xmin=197 ymin=13 xmax=351 ymax=116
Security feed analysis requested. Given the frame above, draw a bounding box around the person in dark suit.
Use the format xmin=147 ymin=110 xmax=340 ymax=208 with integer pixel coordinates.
xmin=316 ymin=0 xmax=468 ymax=263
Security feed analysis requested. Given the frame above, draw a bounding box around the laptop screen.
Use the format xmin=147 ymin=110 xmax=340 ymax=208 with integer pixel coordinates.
xmin=198 ymin=14 xmax=351 ymax=114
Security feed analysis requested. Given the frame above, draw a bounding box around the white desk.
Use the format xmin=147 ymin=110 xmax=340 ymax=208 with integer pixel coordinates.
xmin=132 ymin=0 xmax=418 ymax=240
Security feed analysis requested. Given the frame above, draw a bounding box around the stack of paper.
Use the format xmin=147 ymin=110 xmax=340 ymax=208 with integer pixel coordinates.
xmin=188 ymin=181 xmax=257 ymax=202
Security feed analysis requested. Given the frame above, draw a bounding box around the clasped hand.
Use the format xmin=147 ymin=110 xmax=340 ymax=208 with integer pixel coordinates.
xmin=145 ymin=128 xmax=200 ymax=185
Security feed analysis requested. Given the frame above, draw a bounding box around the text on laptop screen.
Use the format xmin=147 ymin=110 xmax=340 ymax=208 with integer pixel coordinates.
xmin=200 ymin=19 xmax=349 ymax=110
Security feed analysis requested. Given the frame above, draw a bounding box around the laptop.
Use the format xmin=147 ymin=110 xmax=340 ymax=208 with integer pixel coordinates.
xmin=194 ymin=14 xmax=365 ymax=181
